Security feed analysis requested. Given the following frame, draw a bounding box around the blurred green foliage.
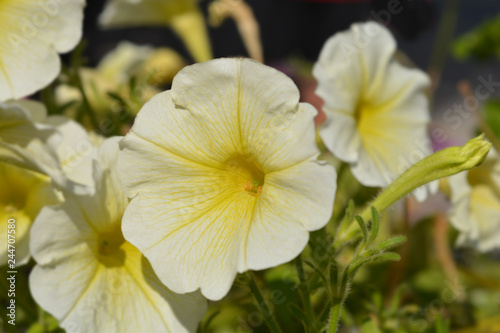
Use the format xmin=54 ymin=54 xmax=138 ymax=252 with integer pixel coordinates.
xmin=484 ymin=100 xmax=500 ymax=141
xmin=453 ymin=14 xmax=500 ymax=61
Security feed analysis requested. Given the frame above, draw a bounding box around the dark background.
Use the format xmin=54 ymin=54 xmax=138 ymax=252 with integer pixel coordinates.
xmin=82 ymin=0 xmax=433 ymax=64
xmin=80 ymin=0 xmax=500 ymax=136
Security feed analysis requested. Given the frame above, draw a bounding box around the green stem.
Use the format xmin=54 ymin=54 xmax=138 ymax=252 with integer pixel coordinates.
xmin=338 ymin=135 xmax=490 ymax=242
xmin=331 ymin=163 xmax=361 ymax=224
xmin=327 ymin=257 xmax=361 ymax=333
xmin=327 ymin=297 xmax=344 ymax=333
xmin=38 ymin=306 xmax=46 ymax=329
xmin=479 ymin=120 xmax=500 ymax=154
xmin=319 ymin=298 xmax=332 ymax=323
xmin=427 ymin=0 xmax=462 ymax=87
xmin=359 ymin=135 xmax=489 ymax=222
xmin=247 ymin=272 xmax=282 ymax=333
xmin=295 ymin=255 xmax=314 ymax=323
xmin=74 ymin=68 xmax=101 ymax=133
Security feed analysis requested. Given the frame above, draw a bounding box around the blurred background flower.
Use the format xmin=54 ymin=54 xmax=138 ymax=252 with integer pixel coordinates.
xmin=0 ymin=0 xmax=85 ymax=101
xmin=313 ymin=22 xmax=433 ymax=193
xmin=30 ymin=138 xmax=207 ymax=333
xmin=449 ymin=148 xmax=500 ymax=252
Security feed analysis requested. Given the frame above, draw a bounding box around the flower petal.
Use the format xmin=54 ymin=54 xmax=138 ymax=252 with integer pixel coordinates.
xmin=0 ymin=162 xmax=60 ymax=266
xmin=31 ymin=137 xmax=207 ymax=332
xmin=99 ymin=0 xmax=196 ymax=27
xmin=45 ymin=116 xmax=97 ymax=186
xmin=120 ymin=138 xmax=251 ymax=299
xmin=246 ymin=160 xmax=336 ymax=270
xmin=469 ymin=185 xmax=500 ymax=252
xmin=119 ymin=58 xmax=337 ymax=301
xmin=0 ymin=0 xmax=85 ymax=100
xmin=314 ymin=21 xmax=432 ymax=191
xmin=318 ymin=112 xmax=361 ymax=163
xmin=125 ymin=58 xmax=319 ymax=181
xmin=31 ymin=242 xmax=206 ymax=333
xmin=449 ymin=148 xmax=500 ymax=252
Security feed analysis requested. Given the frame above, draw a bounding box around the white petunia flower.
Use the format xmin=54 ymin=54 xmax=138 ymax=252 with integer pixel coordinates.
xmin=313 ymin=21 xmax=433 ymax=197
xmin=0 ymin=100 xmax=65 ymax=186
xmin=97 ymin=41 xmax=154 ymax=84
xmin=0 ymin=0 xmax=85 ymax=101
xmin=0 ymin=100 xmax=98 ymax=266
xmin=44 ymin=115 xmax=99 ymax=188
xmin=0 ymin=161 xmax=61 ymax=267
xmin=56 ymin=41 xmax=186 ymax=118
xmin=30 ymin=137 xmax=207 ymax=333
xmin=448 ymin=148 xmax=500 ymax=252
xmin=1 ymin=100 xmax=100 ymax=189
xmin=118 ymin=58 xmax=337 ymax=300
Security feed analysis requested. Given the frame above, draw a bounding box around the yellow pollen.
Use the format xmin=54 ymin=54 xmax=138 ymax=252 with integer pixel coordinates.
xmin=4 ymin=204 xmax=17 ymax=213
xmin=243 ymin=180 xmax=263 ymax=196
xmin=225 ymin=154 xmax=265 ymax=196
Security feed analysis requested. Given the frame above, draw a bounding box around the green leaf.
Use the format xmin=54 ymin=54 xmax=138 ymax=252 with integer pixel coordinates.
xmin=201 ymin=310 xmax=221 ymax=333
xmin=345 ymin=200 xmax=355 ymax=223
xmin=70 ymin=40 xmax=88 ymax=70
xmin=452 ymin=14 xmax=500 ymax=62
xmin=45 ymin=315 xmax=61 ymax=332
xmin=374 ymin=235 xmax=407 ymax=252
xmin=361 ymin=320 xmax=382 ymax=333
xmin=27 ymin=323 xmax=45 ymax=333
xmin=485 ymin=99 xmax=500 ymax=142
xmin=329 ymin=260 xmax=338 ymax=298
xmin=387 ymin=284 xmax=408 ymax=316
xmin=367 ymin=207 xmax=380 ymax=245
xmin=435 ymin=313 xmax=450 ymax=333
xmin=327 ymin=298 xmax=343 ymax=333
xmin=336 ymin=199 xmax=355 ymax=237
xmin=355 ymin=216 xmax=368 ymax=242
xmin=346 ymin=253 xmax=401 ymax=281
xmin=288 ymin=304 xmax=309 ymax=332
xmin=304 ymin=259 xmax=329 ymax=289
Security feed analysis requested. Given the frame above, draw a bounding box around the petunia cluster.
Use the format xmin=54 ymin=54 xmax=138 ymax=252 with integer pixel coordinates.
xmin=0 ymin=2 xmax=497 ymax=331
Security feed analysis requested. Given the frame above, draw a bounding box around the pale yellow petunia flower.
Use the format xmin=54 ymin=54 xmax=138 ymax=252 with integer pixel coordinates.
xmin=448 ymin=148 xmax=500 ymax=252
xmin=0 ymin=101 xmax=63 ymax=266
xmin=0 ymin=100 xmax=102 ymax=266
xmin=99 ymin=0 xmax=212 ymax=63
xmin=56 ymin=41 xmax=186 ymax=118
xmin=0 ymin=100 xmax=65 ymax=185
xmin=314 ymin=21 xmax=433 ymax=198
xmin=44 ymin=115 xmax=101 ymax=188
xmin=1 ymin=100 xmax=101 ymax=189
xmin=0 ymin=0 xmax=85 ymax=101
xmin=30 ymin=138 xmax=207 ymax=333
xmin=0 ymin=162 xmax=61 ymax=267
xmin=96 ymin=40 xmax=187 ymax=86
xmin=118 ymin=58 xmax=337 ymax=300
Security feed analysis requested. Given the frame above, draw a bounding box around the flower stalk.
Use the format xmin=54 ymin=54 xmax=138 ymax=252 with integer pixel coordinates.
xmin=247 ymin=272 xmax=283 ymax=333
xmin=338 ymin=135 xmax=491 ymax=242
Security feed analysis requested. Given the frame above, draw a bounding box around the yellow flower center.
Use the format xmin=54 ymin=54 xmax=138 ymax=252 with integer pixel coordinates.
xmin=4 ymin=202 xmax=19 ymax=213
xmin=97 ymin=225 xmax=126 ymax=267
xmin=225 ymin=154 xmax=265 ymax=196
xmin=354 ymin=99 xmax=375 ymax=134
xmin=467 ymin=159 xmax=500 ymax=199
xmin=0 ymin=165 xmax=29 ymax=216
xmin=243 ymin=180 xmax=263 ymax=196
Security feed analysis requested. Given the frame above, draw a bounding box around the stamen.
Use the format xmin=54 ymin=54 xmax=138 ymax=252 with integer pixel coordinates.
xmin=243 ymin=180 xmax=263 ymax=196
